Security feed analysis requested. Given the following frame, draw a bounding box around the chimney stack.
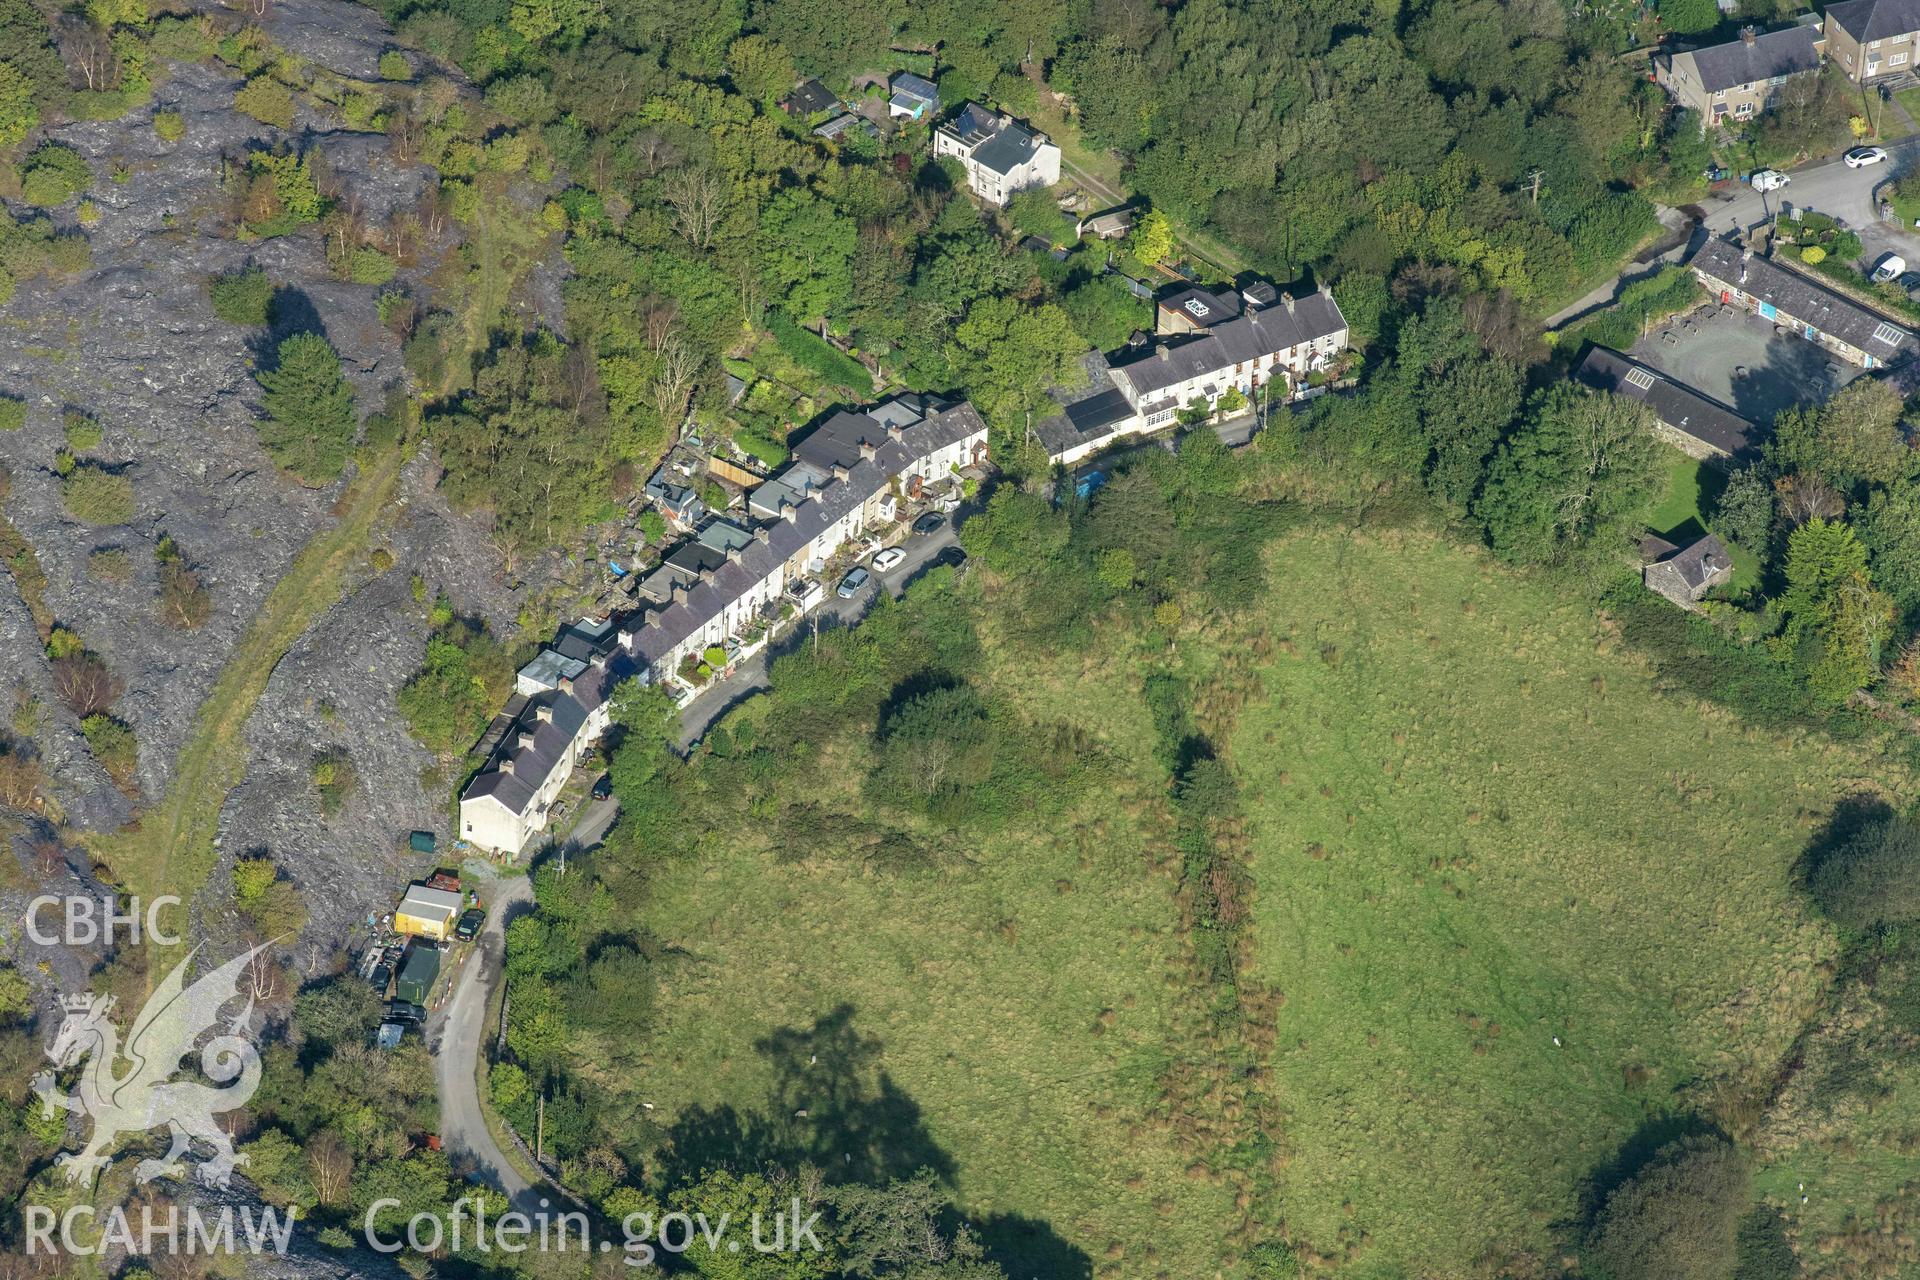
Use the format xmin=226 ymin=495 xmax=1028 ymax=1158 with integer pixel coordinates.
xmin=781 ymin=505 xmax=798 ymax=524
xmin=499 ymin=758 xmax=515 ymax=775
xmin=859 ymin=441 xmax=877 ymax=461
xmin=831 ymin=463 xmax=851 ymax=481
xmin=558 ymin=675 xmax=574 ymax=694
xmin=535 ymin=705 xmax=554 ymax=723
xmin=1741 ymin=24 xmax=1757 ymax=44
xmin=754 ymin=526 xmax=770 ymax=544
xmin=517 ymin=732 xmax=536 ymax=750
xmin=726 ymin=546 xmax=743 ymax=564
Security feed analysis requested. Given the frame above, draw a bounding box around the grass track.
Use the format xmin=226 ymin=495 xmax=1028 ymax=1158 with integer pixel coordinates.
xmin=97 ymin=449 xmax=404 ymax=910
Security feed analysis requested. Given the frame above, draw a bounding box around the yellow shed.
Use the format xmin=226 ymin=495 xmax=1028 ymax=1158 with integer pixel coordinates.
xmin=395 ymin=884 xmax=463 ymax=941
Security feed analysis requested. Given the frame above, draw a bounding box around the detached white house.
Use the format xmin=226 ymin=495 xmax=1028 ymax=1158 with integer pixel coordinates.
xmin=933 ymin=103 xmax=1061 ymax=206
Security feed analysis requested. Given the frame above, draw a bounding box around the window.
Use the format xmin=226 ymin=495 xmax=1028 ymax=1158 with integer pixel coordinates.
xmin=1770 ymin=74 xmax=1788 ymax=84
xmin=1624 ymin=366 xmax=1657 ymax=391
xmin=465 ymin=821 xmax=474 ymax=833
xmin=1873 ymin=321 xmax=1904 ymax=345
xmin=1872 ymin=38 xmax=1884 ymax=47
xmin=1895 ymin=52 xmax=1910 ymax=64
xmin=1715 ymin=88 xmax=1726 ymax=98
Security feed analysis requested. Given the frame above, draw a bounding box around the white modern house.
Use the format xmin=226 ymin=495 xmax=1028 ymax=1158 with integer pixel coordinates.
xmin=1035 ymin=283 xmax=1349 ymax=465
xmin=933 ymin=103 xmax=1061 ymax=206
xmin=458 ymin=396 xmax=990 ymax=857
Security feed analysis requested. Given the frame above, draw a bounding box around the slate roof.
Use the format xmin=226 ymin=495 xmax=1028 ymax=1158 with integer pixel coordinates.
xmin=783 ymin=79 xmax=837 ymax=115
xmin=1825 ymin=0 xmax=1920 ymax=44
xmin=972 ymin=120 xmax=1045 ymax=176
xmin=1159 ymin=286 xmax=1242 ymax=328
xmin=462 ymin=400 xmax=990 ymax=817
xmin=1693 ymin=238 xmax=1914 ymax=362
xmin=1654 ymin=534 xmax=1734 ymax=592
xmin=891 ymin=71 xmax=937 ymax=102
xmin=1109 ymin=293 xmax=1348 ymax=399
xmin=1576 ymin=346 xmax=1759 ymax=458
xmin=639 ymin=402 xmax=987 ymax=666
xmin=948 ymin=102 xmax=998 ymax=143
xmin=1680 ymin=27 xmax=1822 ymax=92
xmin=517 ymin=649 xmax=587 ymax=690
xmin=1034 ymin=386 xmax=1137 ymax=459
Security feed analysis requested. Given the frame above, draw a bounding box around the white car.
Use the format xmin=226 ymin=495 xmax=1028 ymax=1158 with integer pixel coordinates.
xmin=871 ymin=547 xmax=906 ymax=573
xmin=1750 ymin=169 xmax=1791 ymax=192
xmin=1874 ymin=254 xmax=1909 ymax=283
xmin=1846 ymin=146 xmax=1889 ymax=168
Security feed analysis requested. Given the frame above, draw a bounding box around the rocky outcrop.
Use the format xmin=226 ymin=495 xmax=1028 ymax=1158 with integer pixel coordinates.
xmin=0 ymin=0 xmax=559 ymax=944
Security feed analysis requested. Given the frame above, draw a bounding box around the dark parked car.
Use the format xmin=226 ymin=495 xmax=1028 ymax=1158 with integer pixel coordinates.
xmin=932 ymin=546 xmax=967 ymax=571
xmin=591 ymin=774 xmax=613 ymax=801
xmin=366 ymin=962 xmax=393 ymax=994
xmin=454 ymin=908 xmax=486 ymax=942
xmin=912 ymin=511 xmax=945 ymax=535
xmin=385 ymin=1000 xmax=428 ymax=1025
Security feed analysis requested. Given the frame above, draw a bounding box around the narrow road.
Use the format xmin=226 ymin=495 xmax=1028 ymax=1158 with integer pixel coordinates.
xmin=431 ymin=798 xmax=617 ymax=1210
xmin=674 ymin=520 xmax=962 ymax=747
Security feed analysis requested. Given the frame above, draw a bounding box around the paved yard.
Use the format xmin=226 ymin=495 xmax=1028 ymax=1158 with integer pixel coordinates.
xmin=1629 ymin=303 xmax=1859 ymax=428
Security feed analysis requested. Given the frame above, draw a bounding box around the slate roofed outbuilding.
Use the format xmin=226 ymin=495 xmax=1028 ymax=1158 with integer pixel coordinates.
xmin=782 ymin=78 xmax=838 ymax=115
xmin=1693 ymin=237 xmax=1915 ymax=363
xmin=1825 ymin=0 xmax=1920 ymax=44
xmin=1683 ymin=26 xmax=1822 ymax=92
xmin=1575 ymin=346 xmax=1759 ymax=458
xmin=891 ymin=71 xmax=937 ymax=102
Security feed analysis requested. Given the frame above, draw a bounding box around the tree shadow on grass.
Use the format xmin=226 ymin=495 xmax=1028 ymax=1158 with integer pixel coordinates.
xmin=658 ymin=1004 xmax=1091 ymax=1277
xmin=1794 ymin=792 xmax=1894 ymax=889
xmin=658 ymin=1002 xmax=952 ymax=1188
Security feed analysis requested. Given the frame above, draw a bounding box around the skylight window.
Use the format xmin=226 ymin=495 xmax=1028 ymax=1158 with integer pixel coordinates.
xmin=1874 ymin=322 xmax=1904 ymax=346
xmin=1624 ymin=366 xmax=1656 ymax=391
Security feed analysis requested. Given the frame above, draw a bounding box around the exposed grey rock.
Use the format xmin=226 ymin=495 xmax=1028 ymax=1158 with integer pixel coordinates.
xmin=0 ymin=0 xmax=566 ymax=958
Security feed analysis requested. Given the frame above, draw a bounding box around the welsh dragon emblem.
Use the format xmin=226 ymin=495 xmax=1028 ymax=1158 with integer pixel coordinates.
xmin=32 ymin=942 xmax=271 ymax=1189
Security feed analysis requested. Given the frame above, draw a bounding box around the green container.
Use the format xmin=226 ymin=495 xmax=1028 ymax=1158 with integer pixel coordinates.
xmin=408 ymin=830 xmax=436 ymax=855
xmin=395 ymin=944 xmax=441 ymax=1005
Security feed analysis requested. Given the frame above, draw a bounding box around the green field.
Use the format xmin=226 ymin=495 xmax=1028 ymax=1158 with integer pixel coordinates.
xmin=1230 ymin=527 xmax=1914 ymax=1275
xmin=576 ymin=521 xmax=1910 ymax=1278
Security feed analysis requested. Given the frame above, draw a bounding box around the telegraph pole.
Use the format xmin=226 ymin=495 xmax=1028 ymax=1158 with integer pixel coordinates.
xmin=1526 ymin=169 xmax=1545 ymax=204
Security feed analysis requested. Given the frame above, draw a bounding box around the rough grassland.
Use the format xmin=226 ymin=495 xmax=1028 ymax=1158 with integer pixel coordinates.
xmin=611 ymin=520 xmax=1910 ymax=1279
xmin=603 ymin=749 xmax=1238 ymax=1276
xmin=1235 ymin=526 xmax=1905 ymax=1277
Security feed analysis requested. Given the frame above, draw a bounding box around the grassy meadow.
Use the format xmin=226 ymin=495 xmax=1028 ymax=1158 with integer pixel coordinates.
xmin=1234 ymin=527 xmax=1907 ymax=1276
xmin=583 ymin=519 xmax=1913 ymax=1279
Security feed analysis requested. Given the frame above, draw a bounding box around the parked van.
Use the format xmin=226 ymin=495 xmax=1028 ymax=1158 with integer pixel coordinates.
xmin=1750 ymin=170 xmax=1790 ymax=192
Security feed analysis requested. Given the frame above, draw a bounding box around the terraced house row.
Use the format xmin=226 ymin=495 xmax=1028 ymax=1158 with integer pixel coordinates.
xmin=458 ymin=396 xmax=990 ymax=856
